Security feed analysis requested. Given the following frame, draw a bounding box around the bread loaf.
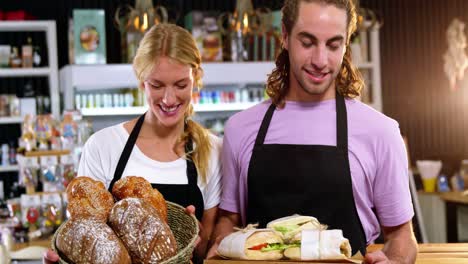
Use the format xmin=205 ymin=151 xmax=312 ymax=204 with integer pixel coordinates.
xmin=56 ymin=218 xmax=131 ymax=264
xmin=108 ymin=198 xmax=177 ymax=263
xmin=66 ymin=176 xmax=114 ymax=221
xmin=112 ymin=176 xmax=167 ymax=222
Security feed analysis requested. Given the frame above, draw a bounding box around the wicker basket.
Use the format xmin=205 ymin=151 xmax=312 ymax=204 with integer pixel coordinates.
xmin=51 ymin=201 xmax=199 ymax=264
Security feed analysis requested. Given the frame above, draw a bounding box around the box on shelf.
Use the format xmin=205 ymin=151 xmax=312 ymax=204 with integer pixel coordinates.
xmin=73 ymin=9 xmax=107 ymax=65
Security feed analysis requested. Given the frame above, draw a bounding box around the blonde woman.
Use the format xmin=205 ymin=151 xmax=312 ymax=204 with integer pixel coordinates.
xmin=45 ymin=23 xmax=221 ymax=263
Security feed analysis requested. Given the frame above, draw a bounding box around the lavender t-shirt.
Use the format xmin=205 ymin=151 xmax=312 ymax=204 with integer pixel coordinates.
xmin=220 ymin=98 xmax=414 ymax=244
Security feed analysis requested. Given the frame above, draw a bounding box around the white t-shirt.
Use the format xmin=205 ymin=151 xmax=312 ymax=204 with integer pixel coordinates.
xmin=77 ymin=122 xmax=222 ymax=210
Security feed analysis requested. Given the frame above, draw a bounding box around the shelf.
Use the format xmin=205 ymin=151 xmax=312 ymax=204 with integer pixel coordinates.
xmin=0 ymin=20 xmax=60 ymax=118
xmin=23 ymin=150 xmax=70 ymax=157
xmin=194 ymin=102 xmax=258 ymax=112
xmin=81 ymin=106 xmax=147 ymax=116
xmin=79 ymin=102 xmax=259 ymax=116
xmin=60 ymin=62 xmax=276 ymax=92
xmin=0 ymin=116 xmax=23 ymax=124
xmin=0 ymin=21 xmax=56 ymax=31
xmin=0 ymin=67 xmax=52 ymax=77
xmin=0 ymin=165 xmax=19 ymax=172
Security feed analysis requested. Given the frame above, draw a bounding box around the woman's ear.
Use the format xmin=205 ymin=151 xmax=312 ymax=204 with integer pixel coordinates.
xmin=139 ymin=81 xmax=145 ymax=90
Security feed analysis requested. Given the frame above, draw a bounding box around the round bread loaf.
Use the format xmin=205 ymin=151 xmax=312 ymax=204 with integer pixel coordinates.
xmin=111 ymin=176 xmax=167 ymax=222
xmin=56 ymin=218 xmax=131 ymax=264
xmin=108 ymin=198 xmax=177 ymax=263
xmin=66 ymin=176 xmax=114 ymax=221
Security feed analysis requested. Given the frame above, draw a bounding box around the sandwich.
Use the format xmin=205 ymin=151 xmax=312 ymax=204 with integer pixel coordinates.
xmin=267 ymin=215 xmax=324 ymax=241
xmin=217 ymin=229 xmax=285 ymax=260
xmin=283 ymin=229 xmax=352 ymax=260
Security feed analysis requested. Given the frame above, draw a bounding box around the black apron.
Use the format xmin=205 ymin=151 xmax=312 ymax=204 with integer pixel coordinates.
xmin=246 ymin=93 xmax=367 ymax=255
xmin=109 ymin=113 xmax=204 ymax=221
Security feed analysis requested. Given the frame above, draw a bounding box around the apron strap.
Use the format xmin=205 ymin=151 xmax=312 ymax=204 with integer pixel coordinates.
xmin=185 ymin=139 xmax=198 ymax=187
xmin=254 ymin=103 xmax=276 ymax=147
xmin=256 ymin=95 xmax=348 ymax=150
xmin=109 ymin=113 xmax=146 ymax=192
xmin=335 ymin=93 xmax=348 ymax=152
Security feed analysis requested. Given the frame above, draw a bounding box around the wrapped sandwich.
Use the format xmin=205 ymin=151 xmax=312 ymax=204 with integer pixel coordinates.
xmin=284 ymin=229 xmax=352 ymax=260
xmin=217 ymin=229 xmax=286 ymax=260
xmin=267 ymin=215 xmax=325 ymax=242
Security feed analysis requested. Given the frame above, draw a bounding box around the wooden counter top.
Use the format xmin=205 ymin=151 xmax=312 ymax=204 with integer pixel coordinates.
xmin=205 ymin=243 xmax=468 ymax=264
xmin=439 ymin=191 xmax=468 ymax=204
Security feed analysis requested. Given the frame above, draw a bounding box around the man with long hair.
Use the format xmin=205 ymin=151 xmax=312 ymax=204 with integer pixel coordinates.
xmin=209 ymin=0 xmax=417 ymax=263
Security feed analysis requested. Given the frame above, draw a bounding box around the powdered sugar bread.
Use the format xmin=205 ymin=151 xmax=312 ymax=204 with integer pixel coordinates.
xmin=66 ymin=176 xmax=114 ymax=221
xmin=108 ymin=198 xmax=177 ymax=263
xmin=111 ymin=176 xmax=168 ymax=222
xmin=55 ymin=218 xmax=131 ymax=264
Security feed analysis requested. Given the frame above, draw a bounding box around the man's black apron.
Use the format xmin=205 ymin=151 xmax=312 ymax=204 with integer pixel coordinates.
xmin=246 ymin=94 xmax=367 ymax=255
xmin=108 ymin=113 xmax=204 ymax=221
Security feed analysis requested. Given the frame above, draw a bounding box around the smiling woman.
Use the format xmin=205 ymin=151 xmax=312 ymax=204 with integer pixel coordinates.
xmin=69 ymin=23 xmax=223 ymax=264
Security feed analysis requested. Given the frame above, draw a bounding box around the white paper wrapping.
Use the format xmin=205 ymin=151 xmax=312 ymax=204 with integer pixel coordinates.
xmin=300 ymin=229 xmax=320 ymax=260
xmin=217 ymin=228 xmax=271 ymax=260
xmin=319 ymin=229 xmax=348 ymax=259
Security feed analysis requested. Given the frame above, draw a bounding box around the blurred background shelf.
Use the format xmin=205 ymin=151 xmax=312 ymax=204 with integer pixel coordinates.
xmin=0 ymin=165 xmax=19 ymax=172
xmin=80 ymin=102 xmax=259 ymax=116
xmin=0 ymin=67 xmax=52 ymax=77
xmin=0 ymin=116 xmax=23 ymax=124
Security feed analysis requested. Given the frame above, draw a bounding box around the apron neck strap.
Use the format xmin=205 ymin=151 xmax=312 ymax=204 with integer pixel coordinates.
xmin=109 ymin=113 xmax=146 ymax=192
xmin=254 ymin=103 xmax=276 ymax=147
xmin=254 ymin=94 xmax=348 ymax=150
xmin=335 ymin=92 xmax=348 ymax=152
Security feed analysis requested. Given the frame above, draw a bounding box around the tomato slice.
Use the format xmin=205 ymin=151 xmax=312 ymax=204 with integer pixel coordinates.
xmin=248 ymin=243 xmax=268 ymax=250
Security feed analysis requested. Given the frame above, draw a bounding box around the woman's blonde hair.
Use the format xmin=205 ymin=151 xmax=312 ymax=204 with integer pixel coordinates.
xmin=266 ymin=0 xmax=364 ymax=107
xmin=133 ymin=23 xmax=212 ymax=182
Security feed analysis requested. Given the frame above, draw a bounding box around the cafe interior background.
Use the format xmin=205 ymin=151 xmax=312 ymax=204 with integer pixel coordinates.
xmin=1 ymin=0 xmax=468 ymax=253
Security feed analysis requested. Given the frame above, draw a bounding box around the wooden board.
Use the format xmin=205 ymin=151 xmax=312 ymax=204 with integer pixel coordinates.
xmin=204 ymin=259 xmax=359 ymax=264
xmin=24 ymin=149 xmax=71 ymax=157
xmin=206 ymin=243 xmax=468 ymax=264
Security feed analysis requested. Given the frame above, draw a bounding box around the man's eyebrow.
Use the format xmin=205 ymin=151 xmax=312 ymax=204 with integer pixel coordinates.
xmin=297 ymin=31 xmax=318 ymax=41
xmin=297 ymin=31 xmax=345 ymax=43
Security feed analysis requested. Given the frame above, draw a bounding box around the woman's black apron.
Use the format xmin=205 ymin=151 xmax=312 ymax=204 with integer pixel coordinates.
xmin=108 ymin=113 xmax=204 ymax=221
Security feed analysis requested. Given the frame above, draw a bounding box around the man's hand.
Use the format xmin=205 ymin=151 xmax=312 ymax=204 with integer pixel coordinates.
xmin=43 ymin=249 xmax=59 ymax=264
xmin=364 ymin=250 xmax=392 ymax=264
xmin=206 ymin=234 xmax=224 ymax=259
xmin=366 ymin=221 xmax=417 ymax=264
xmin=206 ymin=210 xmax=241 ymax=259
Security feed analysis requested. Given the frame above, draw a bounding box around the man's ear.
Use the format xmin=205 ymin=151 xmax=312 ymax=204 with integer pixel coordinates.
xmin=282 ymin=23 xmax=289 ymax=51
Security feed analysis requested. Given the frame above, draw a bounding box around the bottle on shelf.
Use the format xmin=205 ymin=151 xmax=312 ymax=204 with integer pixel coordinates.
xmin=33 ymin=46 xmax=41 ymax=67
xmin=22 ymin=37 xmax=33 ymax=68
xmin=9 ymin=47 xmax=22 ymax=68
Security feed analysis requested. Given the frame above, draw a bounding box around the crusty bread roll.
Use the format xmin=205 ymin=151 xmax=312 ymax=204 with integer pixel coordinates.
xmin=108 ymin=198 xmax=177 ymax=263
xmin=112 ymin=176 xmax=168 ymax=222
xmin=56 ymin=218 xmax=131 ymax=264
xmin=66 ymin=176 xmax=114 ymax=221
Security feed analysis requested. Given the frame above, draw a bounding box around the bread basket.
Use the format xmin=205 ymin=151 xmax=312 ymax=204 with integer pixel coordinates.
xmin=51 ymin=201 xmax=199 ymax=264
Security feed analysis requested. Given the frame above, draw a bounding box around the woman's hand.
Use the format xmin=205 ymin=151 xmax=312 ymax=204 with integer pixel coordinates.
xmin=43 ymin=249 xmax=59 ymax=264
xmin=185 ymin=205 xmax=202 ymax=247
